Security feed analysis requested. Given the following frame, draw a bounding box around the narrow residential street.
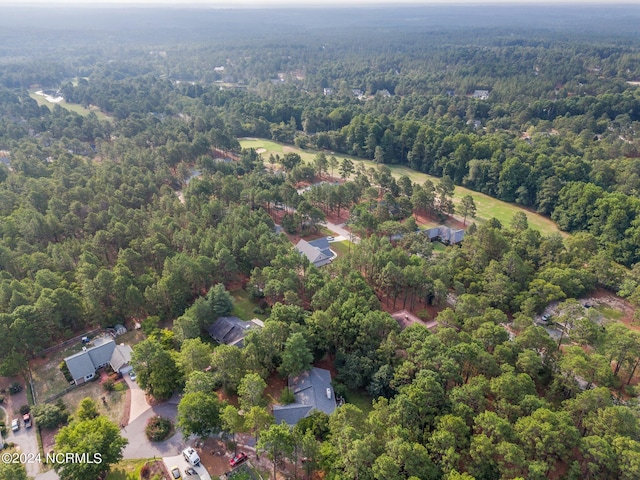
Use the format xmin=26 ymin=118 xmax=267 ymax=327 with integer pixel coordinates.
xmin=1 ymin=383 xmax=42 ymax=478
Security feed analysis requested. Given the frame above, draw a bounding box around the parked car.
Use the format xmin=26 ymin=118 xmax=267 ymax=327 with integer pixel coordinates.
xmin=129 ymin=371 xmax=137 ymax=381
xmin=11 ymin=419 xmax=19 ymax=432
xmin=170 ymin=465 xmax=181 ymax=479
xmin=327 ymin=236 xmax=334 ymax=242
xmin=185 ymin=467 xmax=197 ymax=476
xmin=23 ymin=413 xmax=32 ymax=428
xmin=230 ymin=452 xmax=248 ymax=467
xmin=183 ymin=447 xmax=201 ymax=466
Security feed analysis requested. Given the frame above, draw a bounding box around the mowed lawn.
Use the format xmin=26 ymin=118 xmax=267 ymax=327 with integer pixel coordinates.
xmin=28 ymin=90 xmax=111 ymax=121
xmin=240 ymin=138 xmax=564 ymax=237
xmin=330 ymin=240 xmax=352 ymax=257
xmin=232 ymin=288 xmax=268 ymax=321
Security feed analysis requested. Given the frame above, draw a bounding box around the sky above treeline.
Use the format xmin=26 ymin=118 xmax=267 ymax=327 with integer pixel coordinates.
xmin=2 ymin=0 xmax=637 ymax=6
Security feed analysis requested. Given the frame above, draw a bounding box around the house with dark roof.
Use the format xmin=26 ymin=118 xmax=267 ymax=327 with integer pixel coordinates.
xmin=206 ymin=316 xmax=264 ymax=348
xmin=273 ymin=367 xmax=336 ymax=426
xmin=472 ymin=89 xmax=490 ymax=100
xmin=424 ymin=225 xmax=465 ymax=245
xmin=64 ymin=337 xmax=133 ymax=385
xmin=295 ymin=238 xmax=335 ymax=267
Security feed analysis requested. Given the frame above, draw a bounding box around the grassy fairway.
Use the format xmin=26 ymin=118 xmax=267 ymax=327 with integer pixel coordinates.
xmin=29 ymin=90 xmax=111 ymax=121
xmin=240 ymin=138 xmax=564 ymax=236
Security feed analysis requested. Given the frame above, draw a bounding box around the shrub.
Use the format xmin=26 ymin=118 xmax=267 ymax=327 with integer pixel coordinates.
xmin=145 ymin=415 xmax=173 ymax=442
xmin=141 ymin=316 xmax=160 ymax=336
xmin=280 ymin=387 xmax=295 ymax=405
xmin=19 ymin=405 xmax=30 ymax=415
xmin=140 ymin=463 xmax=151 ymax=479
xmin=103 ymin=379 xmax=115 ymax=392
xmin=31 ymin=403 xmax=68 ymax=429
xmin=59 ymin=362 xmax=73 ymax=383
xmin=0 ymin=395 xmax=5 ymax=403
xmin=332 ymin=381 xmax=348 ymax=401
xmin=8 ymin=382 xmax=22 ymax=395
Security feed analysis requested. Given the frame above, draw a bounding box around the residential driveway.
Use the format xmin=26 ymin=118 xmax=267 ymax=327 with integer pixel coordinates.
xmin=2 ymin=405 xmax=41 ymax=478
xmin=163 ymin=453 xmax=212 ymax=480
xmin=323 ymin=220 xmax=360 ymax=244
xmin=35 ymin=469 xmax=59 ymax=480
xmin=123 ymin=372 xmax=150 ymax=424
xmin=33 ymin=393 xmax=185 ymax=480
xmin=121 ymin=400 xmax=184 ymax=459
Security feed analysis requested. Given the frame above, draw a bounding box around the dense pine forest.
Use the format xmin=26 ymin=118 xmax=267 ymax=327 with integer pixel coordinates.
xmin=2 ymin=4 xmax=640 ymax=480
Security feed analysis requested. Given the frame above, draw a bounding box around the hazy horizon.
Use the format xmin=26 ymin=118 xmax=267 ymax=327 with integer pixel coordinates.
xmin=1 ymin=0 xmax=638 ymax=6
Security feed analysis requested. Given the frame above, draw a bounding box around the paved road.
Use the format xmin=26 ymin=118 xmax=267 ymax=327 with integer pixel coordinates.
xmin=2 ymin=405 xmax=41 ymax=478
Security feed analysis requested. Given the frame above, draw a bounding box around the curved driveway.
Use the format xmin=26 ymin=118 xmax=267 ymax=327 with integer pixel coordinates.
xmin=121 ymin=401 xmax=185 ymax=460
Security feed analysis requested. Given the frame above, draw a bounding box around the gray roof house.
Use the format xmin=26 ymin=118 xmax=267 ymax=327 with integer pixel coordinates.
xmin=295 ymin=239 xmax=334 ymax=267
xmin=110 ymin=344 xmax=133 ymax=374
xmin=424 ymin=225 xmax=465 ymax=245
xmin=472 ymin=89 xmax=490 ymax=99
xmin=206 ymin=316 xmax=264 ymax=348
xmin=64 ymin=337 xmax=132 ymax=385
xmin=273 ymin=367 xmax=336 ymax=426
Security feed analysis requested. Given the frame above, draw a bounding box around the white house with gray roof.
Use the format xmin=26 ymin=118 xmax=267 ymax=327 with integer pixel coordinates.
xmin=295 ymin=239 xmax=335 ymax=267
xmin=64 ymin=337 xmax=132 ymax=385
xmin=424 ymin=225 xmax=465 ymax=245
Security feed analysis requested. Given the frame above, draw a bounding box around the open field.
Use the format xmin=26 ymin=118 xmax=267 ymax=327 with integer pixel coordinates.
xmin=240 ymin=138 xmax=564 ymax=237
xmin=29 ymin=90 xmax=111 ymax=122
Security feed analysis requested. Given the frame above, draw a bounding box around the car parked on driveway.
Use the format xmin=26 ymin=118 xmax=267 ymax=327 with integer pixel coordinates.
xmin=183 ymin=447 xmax=201 ymax=466
xmin=170 ymin=465 xmax=181 ymax=479
xmin=11 ymin=419 xmax=19 ymax=432
xmin=129 ymin=370 xmax=137 ymax=381
xmin=230 ymin=452 xmax=248 ymax=468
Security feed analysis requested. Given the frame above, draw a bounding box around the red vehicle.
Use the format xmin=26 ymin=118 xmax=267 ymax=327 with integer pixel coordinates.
xmin=229 ymin=452 xmax=248 ymax=467
xmin=23 ymin=413 xmax=32 ymax=428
